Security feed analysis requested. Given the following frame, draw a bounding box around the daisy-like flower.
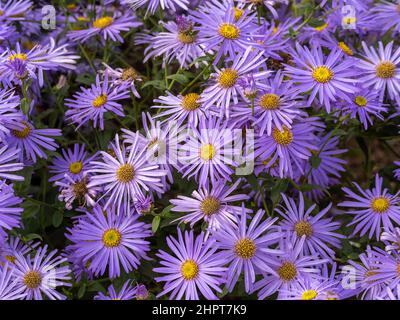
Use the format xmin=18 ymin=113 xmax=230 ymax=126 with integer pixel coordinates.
xmin=152 ymin=91 xmax=210 ymax=128
xmin=103 ymin=63 xmax=142 ymax=98
xmin=381 ymin=227 xmax=400 ymax=253
xmin=0 ymin=181 xmax=22 ymax=237
xmin=4 ymin=118 xmax=61 ymax=164
xmin=88 ymin=134 xmax=167 ymax=214
xmin=357 ymin=41 xmax=400 ymax=103
xmin=366 ymin=248 xmax=400 ymax=291
xmin=277 ymin=193 xmax=344 ymax=259
xmin=49 ymin=144 xmax=96 ymax=183
xmin=65 ymin=71 xmax=130 ymax=130
xmin=0 ymin=236 xmax=39 ymax=265
xmin=192 ymin=3 xmax=260 ymax=63
xmin=285 ymin=43 xmax=357 ymax=112
xmin=213 ymin=205 xmax=281 ymax=293
xmin=12 ymin=245 xmax=71 ymax=300
xmin=233 ymin=70 xmax=301 ymax=136
xmin=68 ymin=13 xmax=141 ymax=43
xmin=0 ymin=262 xmax=26 ymax=300
xmin=0 ymin=0 xmax=32 ymax=22
xmin=379 ymin=285 xmax=400 ymax=300
xmin=94 ymin=280 xmax=137 ymax=300
xmin=127 ymin=0 xmax=189 ymax=15
xmin=0 ymin=89 xmax=23 ymax=139
xmin=0 ymin=145 xmax=23 ymax=181
xmin=154 ymin=229 xmax=226 ymax=300
xmin=253 ymin=234 xmax=327 ymax=299
xmin=372 ymin=1 xmax=400 ymax=35
xmin=178 ymin=116 xmax=238 ymax=187
xmin=66 ymin=205 xmax=152 ymax=279
xmin=170 ymin=179 xmax=249 ymax=232
xmin=240 ymin=0 xmax=288 ymax=18
xmin=139 ymin=16 xmax=205 ymax=68
xmin=254 ymin=119 xmax=318 ymax=178
xmin=339 ymin=174 xmax=400 ymax=240
xmin=201 ymin=47 xmax=269 ymax=117
xmin=341 ymin=88 xmax=387 ymax=130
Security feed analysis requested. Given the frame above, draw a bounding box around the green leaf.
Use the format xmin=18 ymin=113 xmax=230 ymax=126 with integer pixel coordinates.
xmin=52 ymin=211 xmax=63 ymax=227
xmin=152 ymin=216 xmax=161 ymax=233
xmin=77 ymin=283 xmax=87 ymax=299
xmin=20 ymin=98 xmax=30 ymax=114
xmin=141 ymin=80 xmax=166 ymax=90
xmin=167 ymin=74 xmax=189 ymax=85
xmin=160 ymin=205 xmax=173 ymax=217
xmin=310 ymin=154 xmax=321 ymax=169
xmin=23 ymin=233 xmax=43 ymax=242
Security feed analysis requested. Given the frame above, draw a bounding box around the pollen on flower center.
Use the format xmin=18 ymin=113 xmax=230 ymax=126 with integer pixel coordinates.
xmin=93 ymin=16 xmax=113 ymax=29
xmin=233 ymin=7 xmax=244 ymax=21
xmin=23 ymin=270 xmax=42 ymax=289
xmin=375 ymin=61 xmax=396 ymax=79
xmin=92 ymin=94 xmax=108 ymax=108
xmin=181 ymin=93 xmax=201 ymax=111
xmin=259 ymin=93 xmax=280 ymax=110
xmin=73 ymin=180 xmax=88 ymax=199
xmin=116 ymin=164 xmax=135 ymax=183
xmin=218 ymin=23 xmax=240 ymax=40
xmin=200 ymin=196 xmax=221 ymax=215
xmin=272 ymin=126 xmax=293 ymax=146
xmin=338 ymin=41 xmax=353 ymax=56
xmin=218 ymin=68 xmax=238 ymax=88
xmin=371 ymin=197 xmax=389 ymax=213
xmin=177 ymin=32 xmax=196 ymax=44
xmin=8 ymin=53 xmax=28 ymax=61
xmin=69 ymin=161 xmax=83 ymax=174
xmin=181 ymin=259 xmax=199 ymax=280
xmin=302 ymin=289 xmax=318 ymax=300
xmin=200 ymin=143 xmax=216 ymax=161
xmin=11 ymin=122 xmax=31 ymax=139
xmin=278 ymin=261 xmax=297 ymax=282
xmin=354 ymin=95 xmax=367 ymax=107
xmin=102 ymin=228 xmax=122 ymax=248
xmin=312 ymin=66 xmax=334 ymax=83
xmin=121 ymin=67 xmax=139 ymax=81
xmin=5 ymin=255 xmax=16 ymax=264
xmin=234 ymin=238 xmax=256 ymax=259
xmin=295 ymin=220 xmax=313 ymax=237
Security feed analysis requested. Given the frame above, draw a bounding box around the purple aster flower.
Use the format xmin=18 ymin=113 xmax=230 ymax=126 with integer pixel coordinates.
xmin=339 ymin=174 xmax=400 ymax=240
xmin=65 ymin=71 xmax=130 ymax=130
xmin=372 ymin=1 xmax=400 ymax=35
xmin=178 ymin=116 xmax=238 ymax=187
xmin=366 ymin=248 xmax=400 ymax=291
xmin=49 ymin=144 xmax=97 ymax=183
xmin=4 ymin=118 xmax=61 ymax=164
xmin=254 ymin=119 xmax=318 ymax=178
xmin=127 ymin=0 xmax=189 ymax=15
xmin=253 ymin=234 xmax=327 ymax=299
xmin=0 ymin=0 xmax=32 ymax=22
xmin=154 ymin=229 xmax=226 ymax=300
xmin=297 ymin=16 xmax=337 ymax=48
xmin=358 ymin=41 xmax=400 ymax=103
xmin=0 ymin=89 xmax=23 ymax=139
xmin=277 ymin=193 xmax=344 ymax=259
xmin=88 ymin=134 xmax=167 ymax=215
xmin=94 ymin=280 xmax=137 ymax=300
xmin=66 ymin=205 xmax=151 ymax=279
xmin=0 ymin=181 xmax=22 ymax=237
xmin=0 ymin=262 xmax=26 ymax=300
xmin=68 ymin=13 xmax=142 ymax=44
xmin=213 ymin=205 xmax=281 ymax=293
xmin=285 ymin=43 xmax=357 ymax=112
xmin=192 ymin=4 xmax=259 ymax=63
xmin=378 ymin=285 xmax=400 ymax=300
xmin=201 ymin=47 xmax=269 ymax=117
xmin=134 ymin=194 xmax=153 ymax=215
xmin=0 ymin=236 xmax=39 ymax=265
xmin=381 ymin=227 xmax=400 ymax=253
xmin=394 ymin=161 xmax=400 ymax=181
xmin=0 ymin=145 xmax=23 ymax=181
xmin=170 ymin=179 xmax=250 ymax=232
xmin=103 ymin=63 xmax=142 ymax=98
xmin=12 ymin=245 xmax=71 ymax=300
xmin=240 ymin=0 xmax=288 ymax=18
xmin=134 ymin=284 xmax=149 ymax=300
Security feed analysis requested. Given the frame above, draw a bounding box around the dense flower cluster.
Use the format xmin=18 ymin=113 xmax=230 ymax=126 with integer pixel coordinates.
xmin=0 ymin=0 xmax=400 ymax=300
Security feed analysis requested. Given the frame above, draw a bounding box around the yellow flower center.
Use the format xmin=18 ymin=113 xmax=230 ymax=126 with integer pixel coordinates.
xmin=375 ymin=61 xmax=396 ymax=79
xmin=200 ymin=196 xmax=220 ymax=215
xmin=5 ymin=255 xmax=16 ymax=264
xmin=218 ymin=23 xmax=240 ymax=40
xmin=200 ymin=143 xmax=216 ymax=161
xmin=354 ymin=95 xmax=367 ymax=107
xmin=116 ymin=164 xmax=135 ymax=183
xmin=234 ymin=238 xmax=256 ymax=259
xmin=302 ymin=289 xmax=318 ymax=300
xmin=312 ymin=66 xmax=334 ymax=83
xmin=92 ymin=16 xmax=113 ymax=29
xmin=295 ymin=220 xmax=313 ymax=237
xmin=181 ymin=259 xmax=199 ymax=280
xmin=233 ymin=7 xmax=244 ymax=21
xmin=272 ymin=126 xmax=293 ymax=146
xmin=338 ymin=41 xmax=353 ymax=56
xmin=8 ymin=53 xmax=28 ymax=61
xmin=314 ymin=23 xmax=328 ymax=32
xmin=121 ymin=67 xmax=139 ymax=81
xmin=278 ymin=261 xmax=297 ymax=282
xmin=102 ymin=228 xmax=122 ymax=248
xmin=181 ymin=93 xmax=201 ymax=111
xmin=69 ymin=161 xmax=83 ymax=174
xmin=177 ymin=32 xmax=196 ymax=44
xmin=259 ymin=93 xmax=280 ymax=110
xmin=218 ymin=68 xmax=238 ymax=88
xmin=11 ymin=122 xmax=31 ymax=139
xmin=23 ymin=270 xmax=42 ymax=289
xmin=92 ymin=94 xmax=108 ymax=108
xmin=371 ymin=197 xmax=389 ymax=213
xmin=72 ymin=179 xmax=88 ymax=201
